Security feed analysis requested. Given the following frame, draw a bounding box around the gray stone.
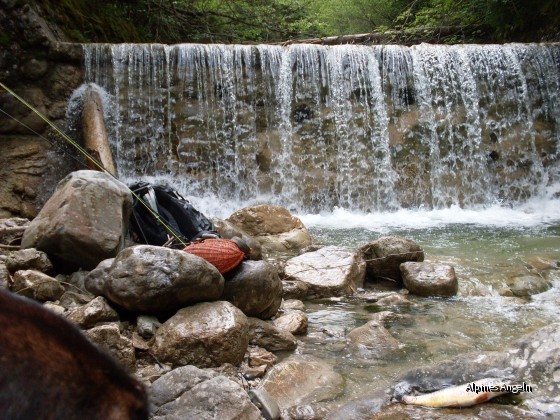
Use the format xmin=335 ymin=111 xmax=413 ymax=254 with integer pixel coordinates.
xmin=401 ymin=262 xmax=458 ymax=297
xmin=360 ymin=236 xmax=424 ymax=284
xmin=5 ymin=248 xmax=53 ymax=273
xmin=283 ymin=246 xmax=365 ymax=298
xmin=153 ymin=375 xmax=262 ymax=420
xmin=0 ymin=263 xmax=9 ymax=288
xmin=84 ymin=324 xmax=136 ymax=373
xmin=58 ymin=290 xmax=95 ymax=310
xmin=21 ymin=170 xmax=132 ymax=271
xmin=85 ymin=245 xmax=224 ymax=312
xmin=11 ymin=269 xmax=64 ymax=302
xmin=66 ymin=296 xmax=120 ymax=329
xmin=281 ymin=299 xmax=306 ymax=312
xmin=137 ymin=315 xmax=161 ymax=340
xmin=0 ymin=217 xmax=29 ymax=245
xmin=150 ymin=365 xmax=218 ymax=408
xmin=152 ymin=301 xmax=250 ymax=368
xmin=221 ymin=260 xmax=283 ymax=319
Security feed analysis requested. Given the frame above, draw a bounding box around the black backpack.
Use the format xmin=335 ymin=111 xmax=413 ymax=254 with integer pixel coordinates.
xmin=129 ymin=182 xmax=219 ymax=248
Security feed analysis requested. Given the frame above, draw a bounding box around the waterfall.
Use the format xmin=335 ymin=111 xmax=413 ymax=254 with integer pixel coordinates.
xmin=83 ymin=43 xmax=560 ymax=213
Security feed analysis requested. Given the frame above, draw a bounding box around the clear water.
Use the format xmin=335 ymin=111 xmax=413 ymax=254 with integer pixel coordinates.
xmin=289 ymin=208 xmax=560 ymax=408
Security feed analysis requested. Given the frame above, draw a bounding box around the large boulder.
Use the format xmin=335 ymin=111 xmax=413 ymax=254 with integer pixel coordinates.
xmin=226 ymin=205 xmax=312 ymax=255
xmin=21 ymin=170 xmax=132 ymax=271
xmin=283 ymin=246 xmax=365 ymax=299
xmin=152 ymin=301 xmax=250 ymax=368
xmin=221 ymin=260 xmax=283 ymax=319
xmin=258 ymin=355 xmax=344 ymax=410
xmin=85 ymin=245 xmax=224 ymax=313
xmin=152 ymin=374 xmax=262 ymax=420
xmin=359 ymin=236 xmax=424 ymax=284
xmin=400 ymin=262 xmax=458 ymax=297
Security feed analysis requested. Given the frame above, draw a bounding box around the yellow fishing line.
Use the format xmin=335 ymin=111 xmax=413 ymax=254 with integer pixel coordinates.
xmin=0 ymin=82 xmax=187 ymax=247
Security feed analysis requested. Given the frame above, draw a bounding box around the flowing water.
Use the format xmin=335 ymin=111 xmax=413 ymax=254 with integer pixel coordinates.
xmin=78 ymin=42 xmax=560 ymax=411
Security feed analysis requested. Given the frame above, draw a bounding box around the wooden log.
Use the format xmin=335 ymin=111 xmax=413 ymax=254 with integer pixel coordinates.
xmin=82 ymin=86 xmax=116 ymax=176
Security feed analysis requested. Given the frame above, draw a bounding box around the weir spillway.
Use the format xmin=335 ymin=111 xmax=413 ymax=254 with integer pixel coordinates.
xmin=83 ymin=43 xmax=560 ymax=213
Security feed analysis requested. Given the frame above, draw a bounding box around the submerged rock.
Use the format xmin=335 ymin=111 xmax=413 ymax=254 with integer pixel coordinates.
xmin=85 ymin=245 xmax=224 ymax=313
xmin=258 ymin=355 xmax=344 ymax=410
xmin=152 ymin=301 xmax=250 ymax=368
xmin=283 ymin=246 xmax=365 ymax=299
xmin=21 ymin=170 xmax=132 ymax=271
xmin=400 ymin=262 xmax=458 ymax=297
xmin=507 ymin=274 xmax=552 ymax=297
xmin=347 ymin=320 xmax=401 ymax=357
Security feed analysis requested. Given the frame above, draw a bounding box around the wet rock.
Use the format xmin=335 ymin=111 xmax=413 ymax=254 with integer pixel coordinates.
xmin=21 ymin=170 xmax=132 ymax=271
xmin=221 ymin=260 xmax=283 ymax=319
xmin=401 ymin=262 xmax=458 ymax=297
xmin=0 ymin=217 xmax=29 ymax=246
xmin=153 ymin=375 xmax=262 ymax=420
xmin=66 ymin=296 xmax=119 ymax=329
xmin=347 ymin=320 xmax=401 ymax=356
xmin=4 ymin=248 xmax=53 ymax=273
xmin=259 ymin=355 xmax=344 ymax=410
xmin=84 ymin=324 xmax=136 ymax=373
xmin=11 ymin=269 xmax=64 ymax=302
xmin=283 ymin=246 xmax=365 ymax=299
xmin=273 ymin=310 xmax=308 ymax=335
xmin=226 ymin=205 xmax=312 ymax=255
xmin=152 ymin=301 xmax=250 ymax=368
xmin=507 ymin=274 xmax=552 ymax=297
xmin=360 ymin=236 xmax=424 ymax=284
xmin=212 ymin=218 xmax=262 ymax=260
xmin=137 ymin=315 xmax=161 ymax=340
xmin=85 ymin=245 xmax=224 ymax=313
xmin=248 ymin=317 xmax=297 ymax=352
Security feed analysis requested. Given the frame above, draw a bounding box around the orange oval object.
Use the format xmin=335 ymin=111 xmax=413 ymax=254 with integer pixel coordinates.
xmin=184 ymin=238 xmax=246 ymax=274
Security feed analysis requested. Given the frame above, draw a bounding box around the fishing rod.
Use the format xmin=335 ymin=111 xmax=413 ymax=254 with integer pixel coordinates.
xmin=0 ymin=81 xmax=188 ymax=248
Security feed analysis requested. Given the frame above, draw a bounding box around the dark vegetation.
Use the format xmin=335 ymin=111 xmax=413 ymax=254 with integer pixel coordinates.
xmin=38 ymin=0 xmax=560 ymax=44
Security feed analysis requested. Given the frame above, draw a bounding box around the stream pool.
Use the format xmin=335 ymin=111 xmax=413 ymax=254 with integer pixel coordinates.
xmin=282 ymin=204 xmax=560 ymax=409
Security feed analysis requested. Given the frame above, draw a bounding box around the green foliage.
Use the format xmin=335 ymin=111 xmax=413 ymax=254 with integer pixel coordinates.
xmin=34 ymin=0 xmax=560 ymax=44
xmin=0 ymin=32 xmax=9 ymax=47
